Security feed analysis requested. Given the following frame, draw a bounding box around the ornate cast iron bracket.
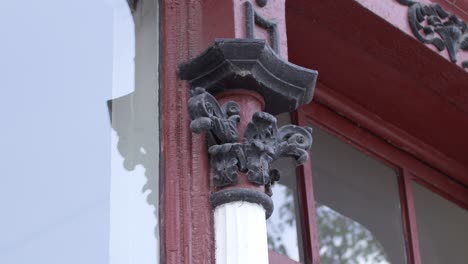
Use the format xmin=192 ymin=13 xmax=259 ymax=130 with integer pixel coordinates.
xmin=189 ymin=88 xmax=313 ymax=195
xmin=180 ymin=39 xmax=317 ymax=196
xmin=179 ymin=39 xmax=317 ymax=216
xmin=397 ymin=0 xmax=468 ymax=69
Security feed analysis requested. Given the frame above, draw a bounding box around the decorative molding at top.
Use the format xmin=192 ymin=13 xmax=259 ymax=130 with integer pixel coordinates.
xmin=397 ymin=0 xmax=468 ymax=69
xmin=179 ymin=39 xmax=318 ymax=115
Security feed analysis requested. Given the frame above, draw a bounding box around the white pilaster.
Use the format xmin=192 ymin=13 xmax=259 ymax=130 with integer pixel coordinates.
xmin=214 ymin=201 xmax=269 ymax=264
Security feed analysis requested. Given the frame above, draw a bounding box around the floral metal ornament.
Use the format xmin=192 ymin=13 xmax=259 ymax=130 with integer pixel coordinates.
xmin=188 ymin=87 xmax=241 ymax=146
xmin=209 ymin=143 xmax=242 ymax=187
xmin=188 ymin=88 xmax=313 ymax=193
xmin=397 ymin=0 xmax=468 ymax=69
xmin=242 ymin=112 xmax=313 ymax=186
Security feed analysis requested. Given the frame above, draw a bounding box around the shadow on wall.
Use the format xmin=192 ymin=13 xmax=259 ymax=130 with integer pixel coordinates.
xmin=105 ymin=1 xmax=160 ymax=249
xmin=107 ymin=91 xmax=159 ymax=237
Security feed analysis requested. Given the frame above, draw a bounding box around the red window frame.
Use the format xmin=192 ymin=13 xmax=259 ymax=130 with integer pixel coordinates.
xmin=286 ymin=94 xmax=468 ymax=264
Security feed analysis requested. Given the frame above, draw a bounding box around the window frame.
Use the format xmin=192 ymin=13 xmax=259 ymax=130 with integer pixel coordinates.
xmin=294 ymin=93 xmax=468 ymax=264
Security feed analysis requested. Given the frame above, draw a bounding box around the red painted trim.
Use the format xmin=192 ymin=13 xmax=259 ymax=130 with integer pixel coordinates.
xmin=313 ymin=85 xmax=468 ymax=185
xmin=160 ymin=1 xmax=293 ymax=262
xmin=399 ymin=170 xmax=422 ymax=264
xmin=299 ymin=101 xmax=468 ymax=210
xmin=269 ymin=250 xmax=300 ymax=264
xmin=160 ymin=0 xmax=214 ymax=263
xmin=293 ymin=111 xmax=321 ymax=264
xmin=287 ymin=0 xmax=468 ymax=183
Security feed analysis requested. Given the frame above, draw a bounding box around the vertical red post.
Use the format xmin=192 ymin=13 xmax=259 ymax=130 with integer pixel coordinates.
xmin=160 ymin=1 xmax=291 ymax=263
xmin=400 ymin=170 xmax=422 ymax=264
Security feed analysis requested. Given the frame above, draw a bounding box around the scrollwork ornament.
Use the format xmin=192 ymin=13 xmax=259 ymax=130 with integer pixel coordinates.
xmin=209 ymin=143 xmax=242 ymax=187
xmin=243 ymin=112 xmax=313 ymax=186
xmin=188 ymin=87 xmax=240 ymax=146
xmin=188 ymin=89 xmax=313 ymax=195
xmin=397 ymin=0 xmax=468 ymax=69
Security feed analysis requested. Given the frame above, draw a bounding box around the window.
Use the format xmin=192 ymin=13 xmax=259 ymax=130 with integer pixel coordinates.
xmin=267 ymin=114 xmax=305 ymax=263
xmin=289 ymin=100 xmax=468 ymax=264
xmin=310 ymin=124 xmax=406 ymax=264
xmin=412 ymin=181 xmax=468 ymax=264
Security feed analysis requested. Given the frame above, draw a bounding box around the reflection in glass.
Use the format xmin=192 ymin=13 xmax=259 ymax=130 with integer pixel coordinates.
xmin=0 ymin=0 xmax=159 ymax=263
xmin=108 ymin=0 xmax=160 ymax=262
xmin=267 ymin=183 xmax=300 ymax=261
xmin=316 ymin=203 xmax=388 ymax=264
xmin=267 ymin=114 xmax=304 ymax=262
xmin=412 ymin=182 xmax=468 ymax=264
xmin=310 ymin=124 xmax=407 ymax=264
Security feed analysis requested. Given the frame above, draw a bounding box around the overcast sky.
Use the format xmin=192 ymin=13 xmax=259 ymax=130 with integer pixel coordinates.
xmin=0 ymin=1 xmax=127 ymax=263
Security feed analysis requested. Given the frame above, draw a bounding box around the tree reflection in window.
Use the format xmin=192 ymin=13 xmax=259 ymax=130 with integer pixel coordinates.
xmin=316 ymin=203 xmax=390 ymax=264
xmin=267 ymin=183 xmax=300 ymax=261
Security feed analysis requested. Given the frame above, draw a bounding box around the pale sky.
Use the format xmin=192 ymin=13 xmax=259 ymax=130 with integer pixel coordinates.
xmin=0 ymin=1 xmax=142 ymax=263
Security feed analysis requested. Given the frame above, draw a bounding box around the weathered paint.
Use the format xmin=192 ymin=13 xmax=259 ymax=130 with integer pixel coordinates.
xmin=160 ymin=0 xmax=213 ymax=262
xmin=160 ymin=1 xmax=288 ymax=263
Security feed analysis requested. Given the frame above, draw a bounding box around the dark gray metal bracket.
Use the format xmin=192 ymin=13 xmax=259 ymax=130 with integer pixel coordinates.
xmin=211 ymin=188 xmax=274 ymax=219
xmin=180 ymin=38 xmax=317 ymax=214
xmin=397 ymin=0 xmax=468 ymax=69
xmin=188 ymin=88 xmax=240 ymax=146
xmin=179 ymin=39 xmax=317 ymax=114
xmin=189 ymin=88 xmax=313 ymax=193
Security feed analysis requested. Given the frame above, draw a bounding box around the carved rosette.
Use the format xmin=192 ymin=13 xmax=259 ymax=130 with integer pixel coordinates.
xmin=397 ymin=0 xmax=468 ymax=69
xmin=188 ymin=88 xmax=313 ymax=195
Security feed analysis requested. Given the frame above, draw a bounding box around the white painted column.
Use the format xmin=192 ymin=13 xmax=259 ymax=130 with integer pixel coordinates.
xmin=214 ymin=201 xmax=269 ymax=264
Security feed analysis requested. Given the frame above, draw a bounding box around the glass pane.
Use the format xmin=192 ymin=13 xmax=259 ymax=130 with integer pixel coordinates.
xmin=310 ymin=124 xmax=407 ymax=264
xmin=0 ymin=1 xmax=159 ymax=263
xmin=267 ymin=114 xmax=304 ymax=262
xmin=267 ymin=182 xmax=302 ymax=262
xmin=412 ymin=182 xmax=468 ymax=264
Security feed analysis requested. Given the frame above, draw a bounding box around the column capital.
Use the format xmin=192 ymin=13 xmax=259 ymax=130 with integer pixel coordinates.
xmin=179 ymin=38 xmax=318 ymax=115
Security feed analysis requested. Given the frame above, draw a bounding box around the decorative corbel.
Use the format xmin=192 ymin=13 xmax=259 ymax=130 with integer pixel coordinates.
xmin=188 ymin=88 xmax=313 ymax=197
xmin=178 ymin=5 xmax=317 ymax=264
xmin=180 ymin=38 xmax=317 ymax=216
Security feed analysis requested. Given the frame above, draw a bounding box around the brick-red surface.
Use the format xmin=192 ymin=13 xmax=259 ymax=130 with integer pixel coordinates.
xmin=454 ymin=0 xmax=468 ymax=14
xmin=287 ymin=0 xmax=468 ymax=185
